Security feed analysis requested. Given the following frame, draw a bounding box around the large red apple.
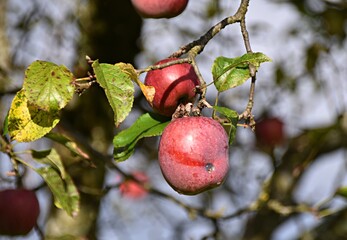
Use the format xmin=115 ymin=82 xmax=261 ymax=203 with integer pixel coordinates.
xmin=144 ymin=58 xmax=199 ymax=117
xmin=159 ymin=116 xmax=229 ymax=195
xmin=131 ymin=0 xmax=189 ymax=18
xmin=119 ymin=171 xmax=149 ymax=199
xmin=0 ymin=188 xmax=40 ymax=236
xmin=255 ymin=117 xmax=284 ymax=148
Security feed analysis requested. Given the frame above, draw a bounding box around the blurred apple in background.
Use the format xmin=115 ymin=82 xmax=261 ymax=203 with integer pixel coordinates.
xmin=0 ymin=188 xmax=40 ymax=236
xmin=131 ymin=0 xmax=189 ymax=18
xmin=119 ymin=171 xmax=149 ymax=199
xmin=255 ymin=117 xmax=285 ymax=150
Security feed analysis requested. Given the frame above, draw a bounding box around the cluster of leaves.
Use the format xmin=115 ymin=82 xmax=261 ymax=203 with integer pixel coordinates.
xmin=2 ymin=52 xmax=270 ymax=216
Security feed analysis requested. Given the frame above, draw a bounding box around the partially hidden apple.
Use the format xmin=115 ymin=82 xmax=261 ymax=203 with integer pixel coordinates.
xmin=131 ymin=0 xmax=189 ymax=18
xmin=119 ymin=172 xmax=149 ymax=199
xmin=0 ymin=188 xmax=40 ymax=236
xmin=159 ymin=116 xmax=229 ymax=195
xmin=255 ymin=117 xmax=285 ymax=148
xmin=144 ymin=58 xmax=199 ymax=117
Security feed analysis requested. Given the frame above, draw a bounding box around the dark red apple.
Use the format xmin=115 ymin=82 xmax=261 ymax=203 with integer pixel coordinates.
xmin=131 ymin=0 xmax=189 ymax=18
xmin=255 ymin=117 xmax=284 ymax=148
xmin=144 ymin=58 xmax=199 ymax=117
xmin=119 ymin=172 xmax=149 ymax=199
xmin=159 ymin=116 xmax=229 ymax=195
xmin=0 ymin=188 xmax=40 ymax=236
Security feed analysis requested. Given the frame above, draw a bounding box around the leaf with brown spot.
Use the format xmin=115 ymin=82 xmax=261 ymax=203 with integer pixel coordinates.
xmin=23 ymin=60 xmax=75 ymax=111
xmin=92 ymin=61 xmax=135 ymax=127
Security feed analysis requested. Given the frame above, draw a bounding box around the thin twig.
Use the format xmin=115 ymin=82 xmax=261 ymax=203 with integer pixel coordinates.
xmin=169 ymin=0 xmax=250 ymax=58
xmin=136 ymin=58 xmax=192 ymax=75
xmin=240 ymin=18 xmax=252 ymax=53
xmin=238 ymin=12 xmax=257 ymax=130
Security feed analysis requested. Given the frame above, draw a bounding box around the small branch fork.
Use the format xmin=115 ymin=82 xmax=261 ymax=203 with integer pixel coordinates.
xmin=238 ymin=16 xmax=257 ymax=130
xmin=72 ymin=56 xmax=97 ymax=95
xmin=169 ymin=0 xmax=250 ymax=58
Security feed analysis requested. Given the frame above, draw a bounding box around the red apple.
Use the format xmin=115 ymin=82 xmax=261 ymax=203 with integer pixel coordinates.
xmin=255 ymin=117 xmax=284 ymax=148
xmin=131 ymin=0 xmax=189 ymax=18
xmin=144 ymin=58 xmax=199 ymax=117
xmin=0 ymin=188 xmax=40 ymax=236
xmin=119 ymin=172 xmax=149 ymax=199
xmin=159 ymin=116 xmax=229 ymax=195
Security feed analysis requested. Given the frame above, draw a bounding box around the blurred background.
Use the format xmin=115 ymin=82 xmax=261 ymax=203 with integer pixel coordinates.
xmin=1 ymin=0 xmax=347 ymax=239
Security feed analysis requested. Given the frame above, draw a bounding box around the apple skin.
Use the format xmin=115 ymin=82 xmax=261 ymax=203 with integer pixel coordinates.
xmin=131 ymin=0 xmax=189 ymax=18
xmin=255 ymin=117 xmax=284 ymax=148
xmin=119 ymin=172 xmax=149 ymax=199
xmin=158 ymin=116 xmax=229 ymax=195
xmin=0 ymin=189 xmax=40 ymax=236
xmin=144 ymin=58 xmax=199 ymax=117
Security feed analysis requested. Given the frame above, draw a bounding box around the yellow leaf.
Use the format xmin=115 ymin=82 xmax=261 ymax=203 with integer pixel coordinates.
xmin=139 ymin=82 xmax=155 ymax=106
xmin=8 ymin=90 xmax=60 ymax=142
xmin=115 ymin=62 xmax=138 ymax=80
xmin=115 ymin=62 xmax=155 ymax=106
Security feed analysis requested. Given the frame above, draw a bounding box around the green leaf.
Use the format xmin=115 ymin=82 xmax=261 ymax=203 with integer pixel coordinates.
xmin=45 ymin=132 xmax=90 ymax=160
xmin=113 ymin=113 xmax=170 ymax=162
xmin=23 ymin=60 xmax=75 ymax=112
xmin=92 ymin=60 xmax=135 ymax=127
xmin=336 ymin=186 xmax=347 ymax=198
xmin=212 ymin=52 xmax=271 ymax=92
xmin=30 ymin=148 xmax=80 ymax=217
xmin=213 ymin=106 xmax=239 ymax=145
xmin=32 ymin=149 xmax=67 ymax=179
xmin=8 ymin=90 xmax=60 ymax=142
xmin=36 ymin=167 xmax=79 ymax=216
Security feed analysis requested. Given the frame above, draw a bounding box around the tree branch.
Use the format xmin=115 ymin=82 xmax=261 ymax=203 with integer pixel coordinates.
xmin=169 ymin=0 xmax=250 ymax=58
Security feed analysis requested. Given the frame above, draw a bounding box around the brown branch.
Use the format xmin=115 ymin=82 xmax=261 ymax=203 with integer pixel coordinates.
xmin=240 ymin=17 xmax=252 ymax=53
xmin=136 ymin=58 xmax=192 ymax=75
xmin=169 ymin=0 xmax=250 ymax=58
xmin=238 ymin=14 xmax=257 ymax=129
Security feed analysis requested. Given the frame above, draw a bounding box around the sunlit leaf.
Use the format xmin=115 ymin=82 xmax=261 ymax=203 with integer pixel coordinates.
xmin=139 ymin=82 xmax=155 ymax=106
xmin=113 ymin=113 xmax=170 ymax=162
xmin=8 ymin=90 xmax=60 ymax=142
xmin=92 ymin=60 xmax=135 ymax=127
xmin=212 ymin=52 xmax=271 ymax=92
xmin=116 ymin=62 xmax=156 ymax=104
xmin=23 ymin=60 xmax=75 ymax=111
